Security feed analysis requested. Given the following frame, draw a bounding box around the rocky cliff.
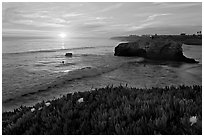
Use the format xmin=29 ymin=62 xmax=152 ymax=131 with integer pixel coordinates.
xmin=114 ymin=38 xmax=198 ymax=63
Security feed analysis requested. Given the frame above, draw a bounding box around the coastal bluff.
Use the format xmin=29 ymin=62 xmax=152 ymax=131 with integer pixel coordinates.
xmin=114 ymin=38 xmax=198 ymax=63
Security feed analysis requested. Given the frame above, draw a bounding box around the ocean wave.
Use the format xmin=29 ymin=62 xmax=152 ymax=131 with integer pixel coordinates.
xmin=3 ymin=66 xmax=115 ymax=102
xmin=55 ymin=62 xmax=76 ymax=67
xmin=2 ymin=46 xmax=98 ymax=55
xmin=3 ymin=45 xmax=114 ymax=55
xmin=3 ymin=58 xmax=143 ymax=103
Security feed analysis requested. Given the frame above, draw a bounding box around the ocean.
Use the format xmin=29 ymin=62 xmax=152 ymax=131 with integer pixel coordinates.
xmin=2 ymin=37 xmax=202 ymax=112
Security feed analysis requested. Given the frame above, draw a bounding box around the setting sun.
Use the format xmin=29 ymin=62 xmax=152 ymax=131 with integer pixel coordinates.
xmin=58 ymin=32 xmax=67 ymax=38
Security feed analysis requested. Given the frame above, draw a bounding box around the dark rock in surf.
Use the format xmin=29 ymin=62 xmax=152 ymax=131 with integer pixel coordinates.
xmin=114 ymin=38 xmax=198 ymax=63
xmin=65 ymin=53 xmax=72 ymax=57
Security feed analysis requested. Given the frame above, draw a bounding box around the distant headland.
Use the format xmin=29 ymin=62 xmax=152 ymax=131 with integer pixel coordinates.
xmin=111 ymin=32 xmax=202 ymax=45
xmin=112 ymin=32 xmax=202 ymax=63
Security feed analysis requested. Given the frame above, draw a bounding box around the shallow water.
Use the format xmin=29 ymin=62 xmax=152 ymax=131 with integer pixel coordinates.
xmin=2 ymin=38 xmax=202 ymax=112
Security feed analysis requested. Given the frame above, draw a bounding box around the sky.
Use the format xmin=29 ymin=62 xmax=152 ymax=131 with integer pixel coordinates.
xmin=2 ymin=2 xmax=202 ymax=38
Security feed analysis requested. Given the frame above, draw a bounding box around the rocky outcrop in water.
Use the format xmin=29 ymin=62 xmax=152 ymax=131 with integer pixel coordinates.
xmin=114 ymin=38 xmax=198 ymax=63
xmin=65 ymin=53 xmax=72 ymax=57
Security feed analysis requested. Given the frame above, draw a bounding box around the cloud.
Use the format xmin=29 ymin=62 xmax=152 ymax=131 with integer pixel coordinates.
xmin=12 ymin=19 xmax=34 ymax=25
xmin=99 ymin=3 xmax=123 ymax=12
xmin=128 ymin=25 xmax=202 ymax=35
xmin=11 ymin=19 xmax=66 ymax=28
xmin=153 ymin=2 xmax=201 ymax=8
xmin=127 ymin=21 xmax=161 ymax=31
xmin=2 ymin=28 xmax=55 ymax=37
xmin=95 ymin=17 xmax=109 ymax=20
xmin=3 ymin=5 xmax=71 ymax=29
xmin=144 ymin=13 xmax=171 ymax=22
xmin=63 ymin=13 xmax=83 ymax=17
xmin=19 ymin=12 xmax=49 ymax=19
xmin=80 ymin=22 xmax=106 ymax=30
xmin=37 ymin=22 xmax=65 ymax=27
xmin=2 ymin=2 xmax=201 ymax=37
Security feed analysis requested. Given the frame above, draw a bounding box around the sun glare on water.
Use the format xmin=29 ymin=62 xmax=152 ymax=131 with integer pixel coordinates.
xmin=58 ymin=32 xmax=67 ymax=49
xmin=58 ymin=32 xmax=67 ymax=39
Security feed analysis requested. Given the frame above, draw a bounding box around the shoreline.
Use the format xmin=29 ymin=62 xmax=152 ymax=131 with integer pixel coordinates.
xmin=3 ymin=58 xmax=202 ymax=112
xmin=111 ymin=35 xmax=202 ymax=45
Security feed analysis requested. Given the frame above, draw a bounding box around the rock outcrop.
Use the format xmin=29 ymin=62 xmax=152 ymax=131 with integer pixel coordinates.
xmin=114 ymin=38 xmax=198 ymax=63
xmin=65 ymin=53 xmax=72 ymax=57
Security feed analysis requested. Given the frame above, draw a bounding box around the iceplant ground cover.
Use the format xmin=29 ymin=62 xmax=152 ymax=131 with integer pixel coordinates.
xmin=2 ymin=85 xmax=202 ymax=135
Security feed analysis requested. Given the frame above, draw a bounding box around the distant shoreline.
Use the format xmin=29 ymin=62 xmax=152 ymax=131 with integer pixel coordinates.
xmin=111 ymin=35 xmax=202 ymax=45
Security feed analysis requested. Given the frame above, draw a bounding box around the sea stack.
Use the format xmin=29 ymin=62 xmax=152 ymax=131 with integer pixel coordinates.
xmin=65 ymin=53 xmax=72 ymax=57
xmin=114 ymin=37 xmax=198 ymax=63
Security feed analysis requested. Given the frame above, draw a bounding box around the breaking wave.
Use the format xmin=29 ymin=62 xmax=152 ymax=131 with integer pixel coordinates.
xmin=2 ymin=46 xmax=99 ymax=55
xmin=3 ymin=57 xmax=144 ymax=103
